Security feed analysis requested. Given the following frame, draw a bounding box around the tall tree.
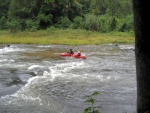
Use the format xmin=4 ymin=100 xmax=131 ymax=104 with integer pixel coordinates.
xmin=0 ymin=0 xmax=10 ymax=18
xmin=90 ymin=0 xmax=107 ymax=15
xmin=8 ymin=0 xmax=42 ymax=19
xmin=44 ymin=0 xmax=82 ymax=22
xmin=0 ymin=0 xmax=11 ymax=29
xmin=132 ymin=0 xmax=150 ymax=113
xmin=8 ymin=0 xmax=43 ymax=30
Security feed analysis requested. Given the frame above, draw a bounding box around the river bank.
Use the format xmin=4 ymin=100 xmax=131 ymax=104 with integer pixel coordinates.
xmin=0 ymin=29 xmax=135 ymax=45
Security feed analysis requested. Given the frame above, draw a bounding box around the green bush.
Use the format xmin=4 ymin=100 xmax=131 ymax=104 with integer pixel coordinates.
xmin=109 ymin=17 xmax=117 ymax=31
xmin=83 ymin=14 xmax=100 ymax=32
xmin=37 ymin=13 xmax=53 ymax=29
xmin=0 ymin=16 xmax=7 ymax=29
xmin=26 ymin=19 xmax=39 ymax=31
xmin=46 ymin=26 xmax=58 ymax=32
xmin=6 ymin=19 xmax=21 ymax=32
xmin=117 ymin=14 xmax=134 ymax=32
xmin=56 ymin=16 xmax=72 ymax=28
xmin=98 ymin=15 xmax=110 ymax=33
xmin=72 ymin=16 xmax=83 ymax=29
xmin=83 ymin=91 xmax=101 ymax=113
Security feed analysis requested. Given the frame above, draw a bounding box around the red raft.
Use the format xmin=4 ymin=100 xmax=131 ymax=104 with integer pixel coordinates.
xmin=59 ymin=53 xmax=86 ymax=59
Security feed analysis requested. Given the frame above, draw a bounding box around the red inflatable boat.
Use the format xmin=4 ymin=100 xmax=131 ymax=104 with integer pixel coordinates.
xmin=59 ymin=53 xmax=71 ymax=56
xmin=59 ymin=53 xmax=86 ymax=59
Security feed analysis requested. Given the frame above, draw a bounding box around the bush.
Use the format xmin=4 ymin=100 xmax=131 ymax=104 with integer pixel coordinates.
xmin=83 ymin=91 xmax=101 ymax=113
xmin=26 ymin=19 xmax=39 ymax=31
xmin=72 ymin=16 xmax=83 ymax=29
xmin=109 ymin=17 xmax=117 ymax=31
xmin=46 ymin=26 xmax=58 ymax=32
xmin=37 ymin=13 xmax=53 ymax=29
xmin=83 ymin=14 xmax=100 ymax=32
xmin=0 ymin=16 xmax=7 ymax=29
xmin=117 ymin=14 xmax=134 ymax=32
xmin=98 ymin=15 xmax=110 ymax=33
xmin=56 ymin=16 xmax=72 ymax=28
xmin=7 ymin=19 xmax=21 ymax=32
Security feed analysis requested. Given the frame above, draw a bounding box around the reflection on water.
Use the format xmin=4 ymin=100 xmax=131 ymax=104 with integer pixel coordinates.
xmin=0 ymin=44 xmax=136 ymax=113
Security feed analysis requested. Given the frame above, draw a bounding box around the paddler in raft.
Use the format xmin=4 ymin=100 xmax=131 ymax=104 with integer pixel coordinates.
xmin=67 ymin=49 xmax=74 ymax=54
xmin=77 ymin=50 xmax=81 ymax=56
xmin=67 ymin=49 xmax=82 ymax=57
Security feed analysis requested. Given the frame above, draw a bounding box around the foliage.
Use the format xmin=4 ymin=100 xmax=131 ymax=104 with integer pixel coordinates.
xmin=37 ymin=13 xmax=53 ymax=29
xmin=109 ymin=17 xmax=117 ymax=31
xmin=83 ymin=14 xmax=100 ymax=31
xmin=26 ymin=19 xmax=39 ymax=31
xmin=0 ymin=0 xmax=10 ymax=18
xmin=117 ymin=14 xmax=134 ymax=32
xmin=0 ymin=16 xmax=7 ymax=29
xmin=44 ymin=0 xmax=55 ymax=3
xmin=72 ymin=16 xmax=83 ymax=29
xmin=46 ymin=26 xmax=59 ymax=32
xmin=56 ymin=16 xmax=72 ymax=28
xmin=83 ymin=91 xmax=101 ymax=113
xmin=6 ymin=19 xmax=21 ymax=32
xmin=0 ymin=0 xmax=133 ymax=32
xmin=98 ymin=15 xmax=110 ymax=32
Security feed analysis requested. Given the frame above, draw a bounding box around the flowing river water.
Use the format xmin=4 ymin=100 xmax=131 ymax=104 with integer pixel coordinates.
xmin=0 ymin=44 xmax=136 ymax=113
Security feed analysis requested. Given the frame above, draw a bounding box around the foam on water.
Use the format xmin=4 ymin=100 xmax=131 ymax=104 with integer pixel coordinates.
xmin=119 ymin=44 xmax=135 ymax=50
xmin=0 ymin=44 xmax=136 ymax=113
xmin=0 ymin=74 xmax=63 ymax=112
xmin=38 ymin=45 xmax=53 ymax=48
xmin=0 ymin=46 xmax=25 ymax=54
xmin=0 ymin=52 xmax=119 ymax=99
xmin=28 ymin=65 xmax=45 ymax=70
xmin=41 ymin=60 xmax=117 ymax=84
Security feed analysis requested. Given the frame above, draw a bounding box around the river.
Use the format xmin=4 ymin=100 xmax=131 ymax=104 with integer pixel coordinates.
xmin=0 ymin=44 xmax=136 ymax=113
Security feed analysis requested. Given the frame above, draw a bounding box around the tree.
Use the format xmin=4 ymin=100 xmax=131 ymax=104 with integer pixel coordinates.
xmin=132 ymin=0 xmax=150 ymax=113
xmin=8 ymin=0 xmax=43 ymax=30
xmin=0 ymin=0 xmax=11 ymax=29
xmin=109 ymin=17 xmax=117 ymax=31
xmin=90 ymin=0 xmax=107 ymax=15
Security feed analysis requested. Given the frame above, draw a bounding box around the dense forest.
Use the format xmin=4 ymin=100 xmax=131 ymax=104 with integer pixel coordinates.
xmin=0 ymin=0 xmax=133 ymax=32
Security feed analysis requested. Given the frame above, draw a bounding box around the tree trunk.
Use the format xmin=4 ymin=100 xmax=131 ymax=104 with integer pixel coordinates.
xmin=132 ymin=0 xmax=150 ymax=113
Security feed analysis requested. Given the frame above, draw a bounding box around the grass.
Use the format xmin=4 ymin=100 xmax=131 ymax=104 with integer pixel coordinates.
xmin=0 ymin=29 xmax=135 ymax=45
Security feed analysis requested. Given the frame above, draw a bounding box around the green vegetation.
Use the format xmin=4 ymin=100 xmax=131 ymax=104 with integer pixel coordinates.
xmin=83 ymin=91 xmax=101 ymax=113
xmin=0 ymin=29 xmax=134 ymax=45
xmin=0 ymin=0 xmax=133 ymax=33
xmin=0 ymin=0 xmax=134 ymax=45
